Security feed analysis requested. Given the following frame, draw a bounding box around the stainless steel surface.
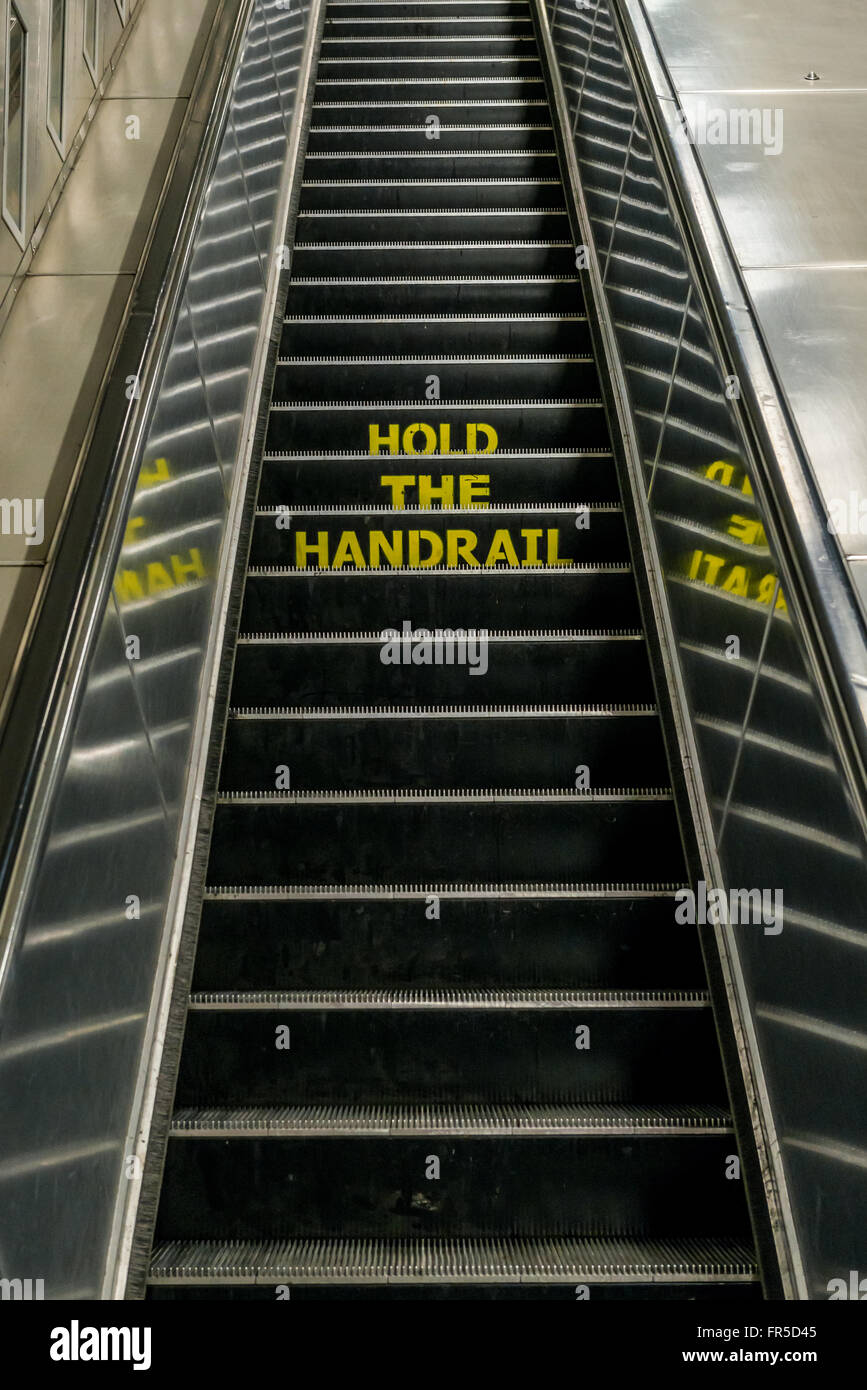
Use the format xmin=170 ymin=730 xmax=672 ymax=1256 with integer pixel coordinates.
xmin=540 ymin=0 xmax=867 ymax=1298
xmin=0 ymin=271 xmax=133 ymax=562
xmin=110 ymin=0 xmax=220 ymax=99
xmin=746 ymin=267 xmax=867 ymax=563
xmin=0 ymin=0 xmax=317 ymax=1298
xmin=675 ymin=93 xmax=867 ymax=270
xmin=35 ymin=97 xmax=187 ymax=273
xmin=645 ymin=0 xmax=867 ymax=93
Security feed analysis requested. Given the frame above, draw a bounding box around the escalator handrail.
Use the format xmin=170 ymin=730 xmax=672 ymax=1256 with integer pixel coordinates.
xmin=0 ymin=0 xmax=256 ymax=989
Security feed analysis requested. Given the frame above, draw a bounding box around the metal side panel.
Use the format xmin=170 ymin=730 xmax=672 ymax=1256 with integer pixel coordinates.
xmin=533 ymin=0 xmax=867 ymax=1299
xmin=0 ymin=0 xmax=320 ymax=1300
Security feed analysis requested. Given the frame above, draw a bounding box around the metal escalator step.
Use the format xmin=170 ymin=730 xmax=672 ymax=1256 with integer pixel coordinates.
xmin=284 ymin=276 xmax=577 ymax=314
xmin=219 ymin=704 xmax=667 ymax=790
xmin=309 ymin=100 xmax=552 ymax=126
xmin=304 ymin=151 xmax=558 ymax=179
xmin=311 ymin=78 xmax=548 ymax=103
xmin=291 ymin=241 xmax=574 ymax=274
xmin=205 ymin=793 xmax=684 ymax=887
xmin=153 ymin=1101 xmax=750 ymax=1242
xmin=266 ymin=396 xmax=607 ymax=450
xmin=299 ymin=177 xmax=562 ymax=210
xmin=193 ymin=884 xmax=700 ymax=995
xmin=272 ymin=350 xmax=596 ymax=393
xmin=174 ymin=988 xmax=723 ymax=1107
xmin=306 ymin=124 xmax=555 ymax=152
xmin=241 ymin=566 xmax=639 ymax=633
xmin=257 ymin=448 xmax=614 ymax=504
xmin=231 ymin=630 xmax=653 ymax=705
xmin=251 ymin=502 xmax=626 ymax=565
xmin=192 ymin=887 xmax=703 ymax=991
xmin=320 ymin=39 xmax=539 ymax=58
xmin=280 ymin=310 xmax=589 ymax=354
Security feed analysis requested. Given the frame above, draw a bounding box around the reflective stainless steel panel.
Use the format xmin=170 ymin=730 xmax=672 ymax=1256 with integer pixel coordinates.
xmin=746 ymin=267 xmax=867 ymax=564
xmin=644 ymin=0 xmax=867 ymax=92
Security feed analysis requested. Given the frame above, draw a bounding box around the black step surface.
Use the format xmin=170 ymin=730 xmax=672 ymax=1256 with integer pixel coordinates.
xmin=148 ymin=0 xmax=756 ymax=1299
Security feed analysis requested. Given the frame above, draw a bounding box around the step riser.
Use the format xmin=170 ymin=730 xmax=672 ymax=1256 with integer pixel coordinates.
xmin=310 ymin=80 xmax=548 ymax=103
xmin=206 ymin=800 xmax=684 ymax=885
xmin=309 ymin=103 xmax=554 ymax=130
xmin=298 ymin=179 xmax=560 ymax=211
xmin=240 ymin=571 xmax=641 ymax=633
xmin=303 ymin=153 xmax=558 ymax=180
xmin=230 ymin=639 xmax=655 ymax=707
xmin=295 ymin=207 xmax=571 ymax=241
xmin=266 ymin=403 xmax=608 ymax=451
xmin=280 ymin=316 xmax=590 ymax=356
xmin=271 ymin=354 xmax=598 ymax=395
xmin=249 ymin=510 xmax=628 ymax=566
xmin=305 ymin=128 xmax=555 ymax=152
xmin=326 ymin=3 xmax=535 ymax=16
xmin=175 ymin=1007 xmax=724 ymax=1105
xmin=218 ymin=713 xmax=668 ymax=791
xmin=313 ymin=59 xmax=544 ymax=78
xmin=291 ymin=244 xmax=576 ymax=275
xmin=319 ymin=40 xmax=538 ymax=58
xmin=193 ymin=898 xmax=704 ymax=991
xmin=283 ymin=279 xmax=578 ymax=314
xmin=156 ymin=1134 xmax=748 ymax=1240
xmin=321 ymin=27 xmax=536 ymax=43
xmin=256 ymin=452 xmax=617 ymax=506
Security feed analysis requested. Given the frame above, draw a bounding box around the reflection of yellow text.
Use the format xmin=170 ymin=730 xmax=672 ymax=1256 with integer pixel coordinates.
xmin=687 ymin=548 xmax=786 ymax=609
xmin=123 ymin=516 xmax=147 ymax=545
xmin=139 ymin=457 xmax=172 ymax=489
xmin=727 ymin=513 xmax=766 ymax=547
xmin=115 ymin=547 xmax=207 ymax=602
xmin=706 ymin=459 xmax=753 ymax=495
xmin=294 ymin=528 xmax=570 ymax=569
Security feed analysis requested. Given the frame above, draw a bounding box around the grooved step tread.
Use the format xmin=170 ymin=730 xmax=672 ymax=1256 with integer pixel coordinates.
xmin=228 ymin=703 xmax=656 ymax=717
xmin=217 ymin=787 xmax=671 ymax=802
xmin=170 ymin=1102 xmax=733 ymax=1138
xmin=148 ymin=1236 xmax=757 ymax=1285
xmin=187 ymin=989 xmax=709 ymax=1010
xmin=203 ymin=883 xmax=687 ymax=898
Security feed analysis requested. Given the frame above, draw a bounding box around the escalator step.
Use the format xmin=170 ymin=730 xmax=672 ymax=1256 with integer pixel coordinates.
xmin=193 ymin=889 xmax=703 ymax=991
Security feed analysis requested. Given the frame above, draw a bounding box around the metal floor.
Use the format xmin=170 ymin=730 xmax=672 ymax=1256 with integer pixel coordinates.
xmin=145 ymin=0 xmax=759 ymax=1299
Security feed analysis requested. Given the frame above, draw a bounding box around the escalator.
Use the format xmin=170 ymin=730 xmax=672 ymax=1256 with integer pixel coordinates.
xmin=145 ymin=0 xmax=760 ymax=1299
